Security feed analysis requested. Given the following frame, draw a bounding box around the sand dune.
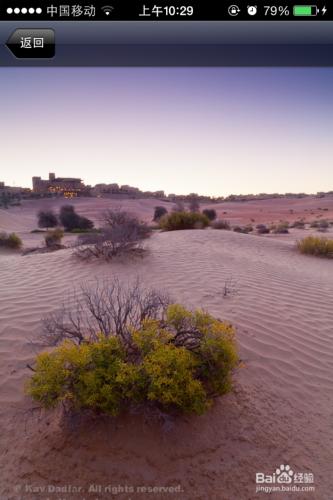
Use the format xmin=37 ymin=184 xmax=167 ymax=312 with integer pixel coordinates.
xmin=0 ymin=225 xmax=332 ymax=499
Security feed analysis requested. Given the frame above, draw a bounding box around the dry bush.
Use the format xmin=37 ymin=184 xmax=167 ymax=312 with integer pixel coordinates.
xmin=222 ymin=277 xmax=238 ymax=297
xmin=317 ymin=220 xmax=329 ymax=232
xmin=0 ymin=231 xmax=22 ymax=249
xmin=202 ymin=209 xmax=217 ymax=221
xmin=291 ymin=220 xmax=305 ymax=229
xmin=211 ymin=219 xmax=231 ymax=230
xmin=153 ymin=206 xmax=168 ymax=221
xmin=309 ymin=219 xmax=329 ymax=230
xmin=271 ymin=222 xmax=289 ymax=234
xmin=75 ymin=209 xmax=151 ymax=261
xmin=233 ymin=225 xmax=253 ymax=234
xmin=45 ymin=228 xmax=64 ymax=248
xmin=297 ymin=236 xmax=333 ymax=258
xmin=41 ymin=278 xmax=171 ymax=349
xmin=37 ymin=210 xmax=58 ymax=230
xmin=60 ymin=205 xmax=94 ymax=232
xmin=256 ymin=224 xmax=270 ymax=234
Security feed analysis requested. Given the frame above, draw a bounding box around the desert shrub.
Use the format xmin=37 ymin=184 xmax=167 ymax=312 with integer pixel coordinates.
xmin=233 ymin=225 xmax=252 ymax=234
xmin=278 ymin=221 xmax=289 ymax=229
xmin=202 ymin=209 xmax=217 ymax=221
xmin=76 ymin=216 xmax=94 ymax=230
xmin=27 ymin=286 xmax=238 ymax=417
xmin=37 ymin=210 xmax=58 ymax=230
xmin=291 ymin=221 xmax=305 ymax=229
xmin=0 ymin=231 xmax=22 ymax=249
xmin=297 ymin=236 xmax=333 ymax=258
xmin=75 ymin=209 xmax=151 ymax=261
xmin=153 ymin=206 xmax=168 ymax=222
xmin=27 ymin=336 xmax=127 ymax=414
xmin=256 ymin=224 xmax=270 ymax=234
xmin=211 ymin=219 xmax=231 ymax=230
xmin=310 ymin=219 xmax=329 ymax=231
xmin=318 ymin=219 xmax=329 ymax=230
xmin=272 ymin=223 xmax=289 ymax=234
xmin=44 ymin=228 xmax=64 ymax=248
xmin=59 ymin=205 xmax=94 ymax=232
xmin=59 ymin=205 xmax=79 ymax=230
xmin=7 ymin=233 xmax=22 ymax=248
xmin=159 ymin=211 xmax=209 ymax=231
xmin=141 ymin=341 xmax=207 ymax=414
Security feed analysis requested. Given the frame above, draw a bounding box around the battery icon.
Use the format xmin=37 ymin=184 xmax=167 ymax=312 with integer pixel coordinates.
xmin=293 ymin=5 xmax=318 ymax=16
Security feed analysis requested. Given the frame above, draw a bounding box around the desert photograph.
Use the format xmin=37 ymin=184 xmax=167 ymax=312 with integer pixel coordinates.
xmin=0 ymin=68 xmax=333 ymax=500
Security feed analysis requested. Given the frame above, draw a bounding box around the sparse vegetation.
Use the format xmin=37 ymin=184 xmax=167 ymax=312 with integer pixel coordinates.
xmin=27 ymin=280 xmax=238 ymax=417
xmin=256 ymin=224 xmax=270 ymax=234
xmin=291 ymin=220 xmax=305 ymax=229
xmin=233 ymin=226 xmax=247 ymax=233
xmin=202 ymin=209 xmax=217 ymax=221
xmin=211 ymin=219 xmax=231 ymax=230
xmin=297 ymin=236 xmax=333 ymax=258
xmin=44 ymin=228 xmax=64 ymax=248
xmin=232 ymin=225 xmax=253 ymax=234
xmin=59 ymin=205 xmax=94 ymax=232
xmin=159 ymin=211 xmax=209 ymax=231
xmin=310 ymin=219 xmax=329 ymax=231
xmin=271 ymin=222 xmax=289 ymax=234
xmin=37 ymin=210 xmax=58 ymax=230
xmin=0 ymin=231 xmax=22 ymax=250
xmin=75 ymin=209 xmax=151 ymax=260
xmin=318 ymin=220 xmax=329 ymax=230
xmin=153 ymin=206 xmax=168 ymax=222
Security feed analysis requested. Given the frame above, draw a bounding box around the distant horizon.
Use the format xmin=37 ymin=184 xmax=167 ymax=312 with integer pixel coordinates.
xmin=1 ymin=67 xmax=333 ymax=196
xmin=3 ymin=173 xmax=332 ymax=199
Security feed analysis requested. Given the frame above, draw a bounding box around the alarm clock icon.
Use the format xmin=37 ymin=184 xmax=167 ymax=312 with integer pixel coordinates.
xmin=247 ymin=6 xmax=258 ymax=15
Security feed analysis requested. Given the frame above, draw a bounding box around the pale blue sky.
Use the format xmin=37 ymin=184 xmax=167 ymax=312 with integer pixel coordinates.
xmin=0 ymin=68 xmax=332 ymax=196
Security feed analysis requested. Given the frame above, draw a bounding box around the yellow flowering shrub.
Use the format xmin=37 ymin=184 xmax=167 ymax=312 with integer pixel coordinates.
xmin=27 ymin=305 xmax=238 ymax=416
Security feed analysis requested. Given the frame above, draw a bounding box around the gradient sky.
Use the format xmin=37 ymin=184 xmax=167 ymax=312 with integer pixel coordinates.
xmin=0 ymin=68 xmax=332 ymax=196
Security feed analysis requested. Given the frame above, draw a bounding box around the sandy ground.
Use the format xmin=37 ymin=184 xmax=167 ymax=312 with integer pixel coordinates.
xmin=0 ymin=199 xmax=333 ymax=500
xmin=204 ymin=195 xmax=333 ymax=226
xmin=1 ymin=194 xmax=333 ymax=239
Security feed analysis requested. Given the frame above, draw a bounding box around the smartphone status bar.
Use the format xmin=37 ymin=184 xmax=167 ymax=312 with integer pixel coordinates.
xmin=0 ymin=1 xmax=331 ymax=21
